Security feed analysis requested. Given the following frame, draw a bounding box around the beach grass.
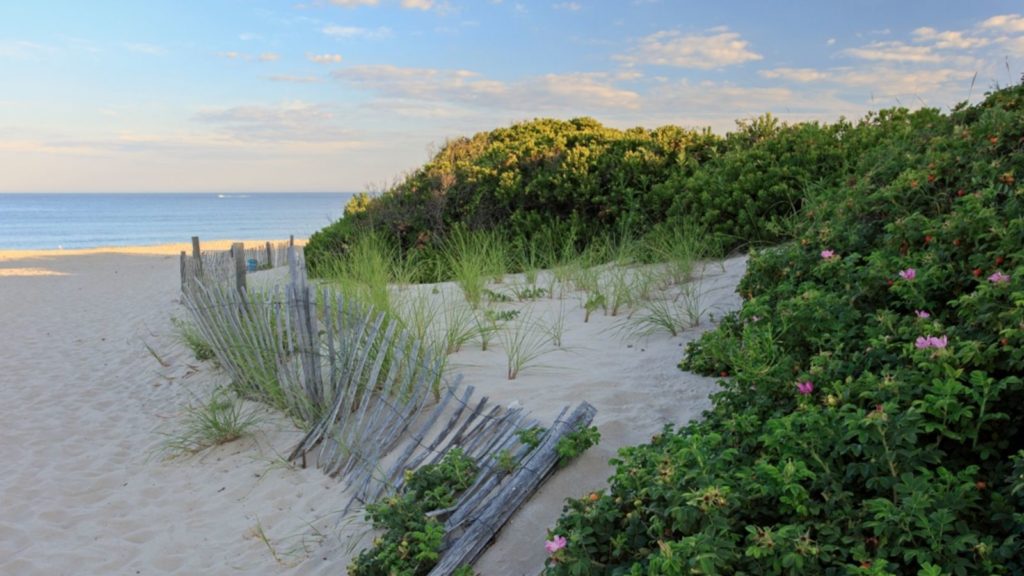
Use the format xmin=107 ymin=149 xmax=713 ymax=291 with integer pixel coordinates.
xmin=171 ymin=316 xmax=216 ymax=362
xmin=163 ymin=387 xmax=262 ymax=455
xmin=499 ymin=309 xmax=554 ymax=380
xmin=443 ymin=228 xmax=508 ymax=308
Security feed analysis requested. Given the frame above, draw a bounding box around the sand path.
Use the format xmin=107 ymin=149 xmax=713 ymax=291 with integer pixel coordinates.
xmin=0 ymin=252 xmax=343 ymax=575
xmin=0 ymin=249 xmax=745 ymax=575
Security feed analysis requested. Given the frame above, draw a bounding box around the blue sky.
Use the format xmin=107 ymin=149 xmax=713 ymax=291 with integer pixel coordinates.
xmin=2 ymin=1 xmax=1022 ymax=192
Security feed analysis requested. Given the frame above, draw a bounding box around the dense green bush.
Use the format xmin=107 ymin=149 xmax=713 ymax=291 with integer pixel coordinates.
xmin=662 ymin=115 xmax=853 ymax=250
xmin=543 ymin=85 xmax=1024 ymax=574
xmin=304 ymin=115 xmax=825 ymax=274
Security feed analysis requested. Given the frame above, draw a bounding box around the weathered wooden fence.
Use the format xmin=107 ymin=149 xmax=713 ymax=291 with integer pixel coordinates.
xmin=181 ymin=246 xmax=596 ymax=574
xmin=180 ymin=236 xmax=299 ymax=294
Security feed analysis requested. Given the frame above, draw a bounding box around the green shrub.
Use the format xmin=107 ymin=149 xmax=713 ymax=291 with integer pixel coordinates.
xmin=544 ymin=84 xmax=1024 ymax=574
xmin=350 ymin=448 xmax=478 ymax=576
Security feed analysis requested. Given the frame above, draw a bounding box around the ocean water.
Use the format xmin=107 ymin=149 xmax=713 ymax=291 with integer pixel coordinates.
xmin=0 ymin=193 xmax=351 ymax=250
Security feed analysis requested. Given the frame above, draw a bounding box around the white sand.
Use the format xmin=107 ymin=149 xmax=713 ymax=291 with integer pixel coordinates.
xmin=0 ymin=245 xmax=745 ymax=575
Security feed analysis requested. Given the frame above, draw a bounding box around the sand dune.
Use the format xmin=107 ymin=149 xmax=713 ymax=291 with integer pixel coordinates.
xmin=0 ymin=247 xmax=744 ymax=575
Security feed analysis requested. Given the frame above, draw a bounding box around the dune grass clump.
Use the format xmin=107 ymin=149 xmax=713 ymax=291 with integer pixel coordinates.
xmin=499 ymin=309 xmax=554 ymax=380
xmin=163 ymin=388 xmax=262 ymax=455
xmin=444 ymin=228 xmax=508 ymax=308
xmin=172 ymin=316 xmax=216 ymax=362
xmin=316 ymin=232 xmax=401 ymax=316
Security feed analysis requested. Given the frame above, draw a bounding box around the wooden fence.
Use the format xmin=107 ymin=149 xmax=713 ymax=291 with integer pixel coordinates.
xmin=181 ymin=246 xmax=596 ymax=573
xmin=180 ymin=236 xmax=300 ymax=294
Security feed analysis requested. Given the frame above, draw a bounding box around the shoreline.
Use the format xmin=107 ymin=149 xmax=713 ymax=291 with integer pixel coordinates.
xmin=0 ymin=238 xmax=305 ymax=263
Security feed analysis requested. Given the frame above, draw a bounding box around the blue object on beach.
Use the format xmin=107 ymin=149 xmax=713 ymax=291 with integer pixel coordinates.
xmin=247 ymin=258 xmax=258 ymax=272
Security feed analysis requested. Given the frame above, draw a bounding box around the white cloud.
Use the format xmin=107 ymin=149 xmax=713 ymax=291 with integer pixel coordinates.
xmin=827 ymin=38 xmax=836 ymax=46
xmin=980 ymin=13 xmax=1024 ymax=33
xmin=218 ymin=51 xmax=279 ymax=63
xmin=533 ymin=73 xmax=640 ymax=109
xmin=830 ymin=66 xmax=976 ymax=99
xmin=0 ymin=40 xmax=55 ymax=59
xmin=329 ymin=0 xmax=379 ymax=6
xmin=844 ymin=40 xmax=940 ymax=63
xmin=268 ymin=75 xmax=322 ymax=83
xmin=912 ymin=27 xmax=990 ymax=50
xmin=193 ymin=101 xmax=358 ymax=143
xmin=617 ymin=29 xmax=762 ymax=69
xmin=759 ymin=67 xmax=829 ymax=83
xmin=636 ymin=79 xmax=862 ymax=132
xmin=307 ymin=53 xmax=344 ymax=63
xmin=334 ymin=65 xmax=640 ymax=111
xmin=334 ymin=65 xmax=507 ymax=101
xmin=553 ymin=2 xmax=581 ymax=11
xmin=401 ymin=0 xmax=433 ymax=9
xmin=322 ymin=25 xmax=393 ymax=39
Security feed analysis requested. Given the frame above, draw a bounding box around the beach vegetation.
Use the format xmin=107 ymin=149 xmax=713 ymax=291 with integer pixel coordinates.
xmin=297 ymin=66 xmax=1024 ymax=575
xmin=555 ymin=424 xmax=600 ymax=467
xmin=544 ymin=82 xmax=1024 ymax=574
xmin=349 ymin=448 xmax=478 ymax=576
xmin=163 ymin=387 xmax=262 ymax=455
xmin=499 ymin=309 xmax=554 ymax=380
xmin=172 ymin=316 xmax=216 ymax=362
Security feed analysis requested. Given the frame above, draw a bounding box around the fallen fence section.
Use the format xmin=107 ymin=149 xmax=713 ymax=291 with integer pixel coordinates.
xmin=182 ymin=245 xmax=597 ymax=575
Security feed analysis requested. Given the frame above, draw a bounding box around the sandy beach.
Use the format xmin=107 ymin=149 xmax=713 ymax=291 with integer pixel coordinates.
xmin=0 ymin=244 xmax=745 ymax=575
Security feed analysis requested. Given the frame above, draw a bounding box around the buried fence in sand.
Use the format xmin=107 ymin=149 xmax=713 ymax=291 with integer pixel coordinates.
xmin=179 ymin=235 xmax=299 ymax=294
xmin=181 ymin=245 xmax=595 ymax=573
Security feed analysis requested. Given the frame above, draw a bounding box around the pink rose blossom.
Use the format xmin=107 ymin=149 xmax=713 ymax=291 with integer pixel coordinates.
xmin=915 ymin=335 xmax=948 ymax=349
xmin=915 ymin=310 xmax=930 ymax=318
xmin=545 ymin=535 xmax=567 ymax=554
xmin=820 ymin=250 xmax=835 ymax=259
xmin=796 ymin=381 xmax=814 ymax=395
xmin=899 ymin=268 xmax=916 ymax=281
xmin=988 ymin=271 xmax=1010 ymax=284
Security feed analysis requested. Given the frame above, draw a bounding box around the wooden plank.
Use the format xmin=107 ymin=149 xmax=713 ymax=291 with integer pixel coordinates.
xmin=180 ymin=251 xmax=187 ymax=292
xmin=191 ymin=236 xmax=203 ymax=279
xmin=428 ymin=402 xmax=597 ymax=575
xmin=232 ymin=242 xmax=246 ymax=294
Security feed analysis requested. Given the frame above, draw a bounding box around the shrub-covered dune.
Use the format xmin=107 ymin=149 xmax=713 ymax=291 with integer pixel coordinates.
xmin=309 ymin=82 xmax=1024 ymax=574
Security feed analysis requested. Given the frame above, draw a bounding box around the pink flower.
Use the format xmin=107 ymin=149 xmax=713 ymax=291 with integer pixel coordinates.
xmin=820 ymin=250 xmax=835 ymax=259
xmin=796 ymin=381 xmax=814 ymax=395
xmin=916 ymin=335 xmax=948 ymax=349
xmin=988 ymin=271 xmax=1010 ymax=284
xmin=899 ymin=268 xmax=916 ymax=281
xmin=545 ymin=535 xmax=567 ymax=554
xmin=915 ymin=310 xmax=930 ymax=318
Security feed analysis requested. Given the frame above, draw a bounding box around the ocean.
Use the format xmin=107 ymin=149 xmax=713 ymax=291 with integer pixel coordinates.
xmin=0 ymin=193 xmax=351 ymax=250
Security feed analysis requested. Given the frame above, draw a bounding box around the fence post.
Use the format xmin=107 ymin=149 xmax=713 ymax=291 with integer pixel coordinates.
xmin=265 ymin=241 xmax=273 ymax=268
xmin=191 ymin=236 xmax=203 ymax=278
xmin=289 ymin=234 xmax=295 ymax=247
xmin=179 ymin=251 xmax=187 ymax=292
xmin=232 ymin=242 xmax=247 ymax=293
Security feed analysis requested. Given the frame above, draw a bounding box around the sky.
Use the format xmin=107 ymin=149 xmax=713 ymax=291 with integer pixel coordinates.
xmin=1 ymin=1 xmax=1023 ymax=193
